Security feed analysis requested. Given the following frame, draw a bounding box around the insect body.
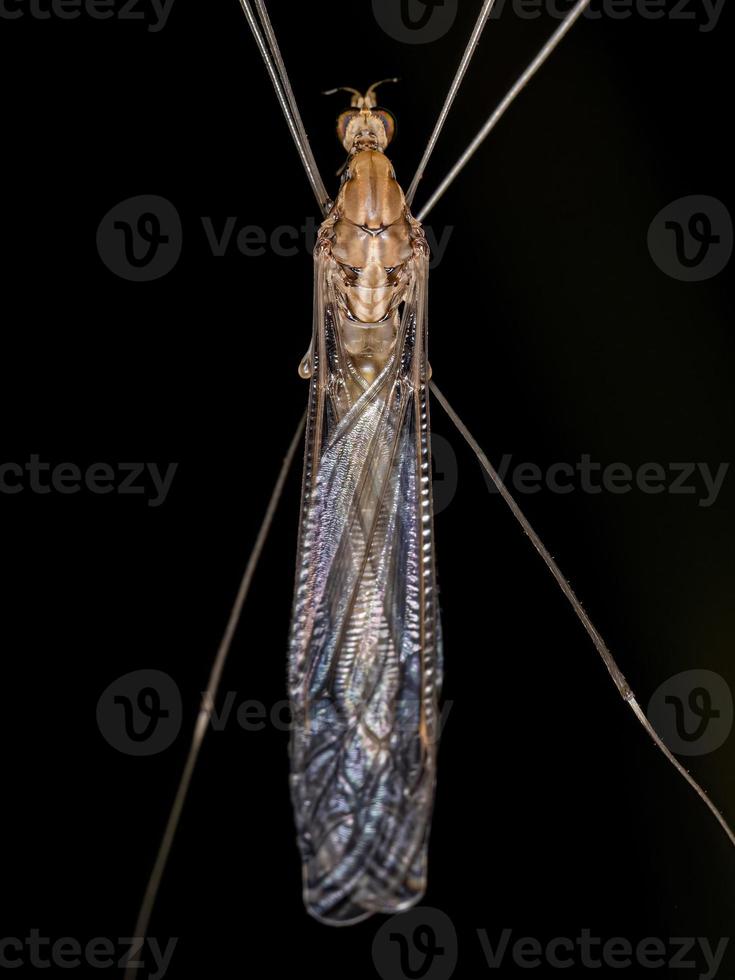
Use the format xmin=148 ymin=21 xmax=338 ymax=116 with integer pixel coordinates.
xmin=299 ymin=84 xmax=425 ymax=390
xmin=125 ymin=6 xmax=735 ymax=964
xmin=288 ymin=83 xmax=441 ymax=924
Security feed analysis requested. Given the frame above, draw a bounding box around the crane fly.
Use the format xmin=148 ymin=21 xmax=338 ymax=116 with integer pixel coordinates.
xmin=289 ymin=81 xmax=438 ymax=923
xmin=126 ymin=0 xmax=735 ymax=958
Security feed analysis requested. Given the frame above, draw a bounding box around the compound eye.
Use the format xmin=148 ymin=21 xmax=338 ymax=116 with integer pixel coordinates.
xmin=337 ymin=110 xmax=359 ymax=145
xmin=374 ymin=109 xmax=396 ymax=145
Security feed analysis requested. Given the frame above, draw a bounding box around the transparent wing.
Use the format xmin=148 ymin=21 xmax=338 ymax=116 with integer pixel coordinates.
xmin=288 ymin=250 xmax=441 ymax=924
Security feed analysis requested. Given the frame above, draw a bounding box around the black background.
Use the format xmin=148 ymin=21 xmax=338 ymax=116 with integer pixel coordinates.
xmin=1 ymin=0 xmax=733 ymax=976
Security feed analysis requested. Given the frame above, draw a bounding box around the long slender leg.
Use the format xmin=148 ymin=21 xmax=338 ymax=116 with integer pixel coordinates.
xmin=430 ymin=381 xmax=735 ymax=849
xmin=406 ymin=0 xmax=498 ymax=206
xmin=238 ymin=0 xmax=331 ymax=214
xmin=251 ymin=0 xmax=331 ymax=210
xmin=124 ymin=415 xmax=306 ymax=980
xmin=417 ymin=0 xmax=592 ymax=221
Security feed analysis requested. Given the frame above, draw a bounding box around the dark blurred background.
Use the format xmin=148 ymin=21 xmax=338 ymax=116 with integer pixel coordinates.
xmin=0 ymin=0 xmax=733 ymax=976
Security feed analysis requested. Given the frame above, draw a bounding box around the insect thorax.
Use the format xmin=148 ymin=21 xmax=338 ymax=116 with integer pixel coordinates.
xmin=316 ymin=150 xmax=428 ymax=388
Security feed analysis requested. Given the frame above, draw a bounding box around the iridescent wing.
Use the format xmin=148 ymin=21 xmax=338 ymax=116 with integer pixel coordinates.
xmin=288 ymin=249 xmax=442 ymax=924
